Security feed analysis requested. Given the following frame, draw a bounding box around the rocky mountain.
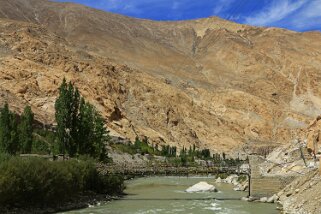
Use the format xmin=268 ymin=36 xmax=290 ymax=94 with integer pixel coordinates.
xmin=0 ymin=0 xmax=321 ymax=153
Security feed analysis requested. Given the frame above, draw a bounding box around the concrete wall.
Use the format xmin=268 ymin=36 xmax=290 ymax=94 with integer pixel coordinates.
xmin=249 ymin=155 xmax=296 ymax=198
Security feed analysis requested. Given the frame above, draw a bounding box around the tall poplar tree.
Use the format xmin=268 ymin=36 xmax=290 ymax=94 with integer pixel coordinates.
xmin=18 ymin=106 xmax=34 ymax=153
xmin=55 ymin=79 xmax=109 ymax=159
xmin=77 ymin=99 xmax=95 ymax=156
xmin=70 ymin=88 xmax=80 ymax=156
xmin=0 ymin=103 xmax=19 ymax=154
xmin=93 ymin=110 xmax=109 ymax=160
xmin=0 ymin=103 xmax=11 ymax=153
xmin=55 ymin=78 xmax=69 ymax=155
xmin=8 ymin=113 xmax=18 ymax=154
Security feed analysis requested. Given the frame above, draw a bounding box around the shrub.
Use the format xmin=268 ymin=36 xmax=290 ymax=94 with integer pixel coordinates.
xmin=0 ymin=152 xmax=10 ymax=162
xmin=31 ymin=139 xmax=51 ymax=155
xmin=0 ymin=157 xmax=124 ymax=208
xmin=216 ymin=173 xmax=228 ymax=179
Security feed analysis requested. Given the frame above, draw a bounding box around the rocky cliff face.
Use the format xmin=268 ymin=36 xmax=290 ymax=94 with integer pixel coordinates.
xmin=0 ymin=0 xmax=321 ymax=153
xmin=307 ymin=116 xmax=321 ymax=155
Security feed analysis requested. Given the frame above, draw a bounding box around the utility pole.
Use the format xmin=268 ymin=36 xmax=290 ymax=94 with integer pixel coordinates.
xmin=237 ymin=152 xmax=240 ymax=176
xmin=248 ymin=166 xmax=251 ymax=197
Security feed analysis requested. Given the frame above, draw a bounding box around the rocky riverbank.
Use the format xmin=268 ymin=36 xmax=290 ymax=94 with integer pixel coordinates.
xmin=278 ymin=170 xmax=321 ymax=214
xmin=215 ymin=174 xmax=249 ymax=192
xmin=234 ymin=141 xmax=321 ymax=214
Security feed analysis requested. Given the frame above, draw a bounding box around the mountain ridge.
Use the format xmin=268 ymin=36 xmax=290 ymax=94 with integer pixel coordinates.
xmin=0 ymin=0 xmax=321 ymax=154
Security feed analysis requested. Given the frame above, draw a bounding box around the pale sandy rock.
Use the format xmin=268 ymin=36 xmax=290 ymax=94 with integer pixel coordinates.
xmin=185 ymin=182 xmax=217 ymax=193
xmin=224 ymin=175 xmax=238 ymax=184
xmin=260 ymin=197 xmax=268 ymax=203
xmin=241 ymin=196 xmax=249 ymax=201
xmin=233 ymin=186 xmax=241 ymax=191
xmin=307 ymin=117 xmax=321 ymax=155
xmin=215 ymin=177 xmax=222 ymax=183
xmin=267 ymin=194 xmax=278 ymax=203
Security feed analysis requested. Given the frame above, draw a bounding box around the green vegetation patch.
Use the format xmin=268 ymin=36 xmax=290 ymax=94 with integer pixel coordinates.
xmin=237 ymin=175 xmax=247 ymax=183
xmin=0 ymin=156 xmax=124 ymax=208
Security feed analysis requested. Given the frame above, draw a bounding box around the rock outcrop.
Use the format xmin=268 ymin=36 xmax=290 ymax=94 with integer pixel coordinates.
xmin=307 ymin=116 xmax=321 ymax=157
xmin=278 ymin=170 xmax=321 ymax=214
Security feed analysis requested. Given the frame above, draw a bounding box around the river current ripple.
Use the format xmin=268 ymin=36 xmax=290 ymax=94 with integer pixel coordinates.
xmin=63 ymin=176 xmax=279 ymax=214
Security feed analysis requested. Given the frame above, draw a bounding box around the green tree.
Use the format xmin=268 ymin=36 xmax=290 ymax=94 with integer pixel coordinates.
xmin=93 ymin=111 xmax=109 ymax=160
xmin=188 ymin=145 xmax=192 ymax=156
xmin=18 ymin=106 xmax=34 ymax=153
xmin=161 ymin=145 xmax=166 ymax=156
xmin=77 ymin=98 xmax=108 ymax=160
xmin=0 ymin=103 xmax=11 ymax=153
xmin=55 ymin=78 xmax=69 ymax=155
xmin=222 ymin=152 xmax=226 ymax=160
xmin=54 ymin=79 xmax=79 ymax=156
xmin=70 ymin=88 xmax=80 ymax=156
xmin=55 ymin=79 xmax=109 ymax=159
xmin=201 ymin=149 xmax=210 ymax=159
xmin=0 ymin=103 xmax=19 ymax=155
xmin=8 ymin=114 xmax=18 ymax=154
xmin=171 ymin=146 xmax=177 ymax=157
xmin=78 ymin=99 xmax=94 ymax=156
xmin=180 ymin=146 xmax=186 ymax=156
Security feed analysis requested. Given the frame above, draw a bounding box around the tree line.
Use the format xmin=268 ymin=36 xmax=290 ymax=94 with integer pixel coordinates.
xmin=0 ymin=78 xmax=109 ymax=161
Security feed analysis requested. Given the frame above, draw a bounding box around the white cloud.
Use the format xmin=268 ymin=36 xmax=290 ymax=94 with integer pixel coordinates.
xmin=56 ymin=0 xmax=321 ymax=31
xmin=213 ymin=0 xmax=235 ymax=15
xmin=290 ymin=0 xmax=321 ymax=30
xmin=299 ymin=0 xmax=321 ymax=18
xmin=245 ymin=0 xmax=307 ymax=26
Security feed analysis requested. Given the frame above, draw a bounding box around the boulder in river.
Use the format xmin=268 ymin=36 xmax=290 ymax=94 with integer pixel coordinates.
xmin=267 ymin=194 xmax=279 ymax=203
xmin=215 ymin=177 xmax=222 ymax=183
xmin=185 ymin=182 xmax=217 ymax=193
xmin=260 ymin=197 xmax=268 ymax=203
xmin=224 ymin=174 xmax=238 ymax=184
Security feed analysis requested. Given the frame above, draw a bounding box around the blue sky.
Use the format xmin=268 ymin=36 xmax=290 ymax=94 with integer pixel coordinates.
xmin=55 ymin=0 xmax=321 ymax=31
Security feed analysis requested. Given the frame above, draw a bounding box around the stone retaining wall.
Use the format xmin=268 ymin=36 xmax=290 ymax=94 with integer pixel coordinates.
xmin=249 ymin=155 xmax=297 ymax=198
xmin=250 ymin=176 xmax=296 ymax=198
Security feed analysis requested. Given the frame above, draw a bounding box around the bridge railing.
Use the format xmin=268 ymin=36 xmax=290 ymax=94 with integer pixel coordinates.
xmin=97 ymin=164 xmax=246 ymax=176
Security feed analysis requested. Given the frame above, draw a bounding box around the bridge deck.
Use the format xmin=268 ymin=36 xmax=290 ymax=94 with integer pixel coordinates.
xmin=97 ymin=164 xmax=248 ymax=176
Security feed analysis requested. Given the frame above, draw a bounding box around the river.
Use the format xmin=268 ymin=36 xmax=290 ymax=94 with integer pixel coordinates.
xmin=64 ymin=176 xmax=279 ymax=214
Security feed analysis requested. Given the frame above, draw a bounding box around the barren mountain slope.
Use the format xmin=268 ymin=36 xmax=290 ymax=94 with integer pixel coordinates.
xmin=0 ymin=0 xmax=321 ymax=153
xmin=0 ymin=19 xmax=245 ymax=152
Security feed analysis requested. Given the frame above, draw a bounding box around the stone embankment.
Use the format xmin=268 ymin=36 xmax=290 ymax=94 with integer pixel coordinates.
xmin=215 ymin=174 xmax=249 ymax=192
xmin=235 ymin=139 xmax=321 ymax=213
xmin=273 ymin=117 xmax=321 ymax=214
